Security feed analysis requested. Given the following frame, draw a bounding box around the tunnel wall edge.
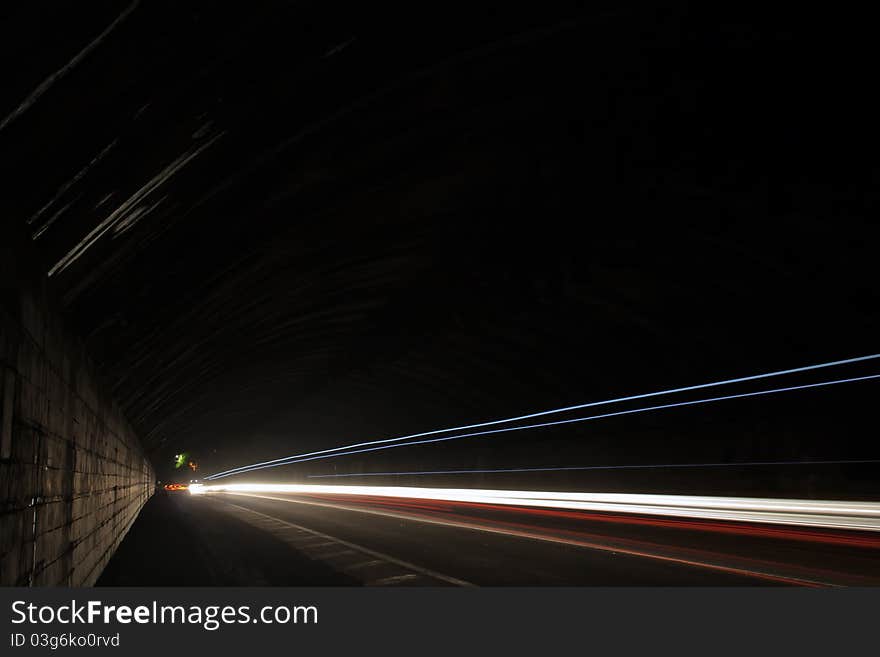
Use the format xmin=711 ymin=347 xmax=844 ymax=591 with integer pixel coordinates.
xmin=0 ymin=225 xmax=155 ymax=586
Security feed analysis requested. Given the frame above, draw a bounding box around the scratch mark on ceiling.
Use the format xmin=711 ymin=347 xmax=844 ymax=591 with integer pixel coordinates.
xmin=48 ymin=131 xmax=224 ymax=276
xmin=0 ymin=0 xmax=141 ymax=134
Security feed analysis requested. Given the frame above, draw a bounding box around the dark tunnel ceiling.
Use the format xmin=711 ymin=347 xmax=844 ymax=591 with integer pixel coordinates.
xmin=3 ymin=3 xmax=878 ymax=477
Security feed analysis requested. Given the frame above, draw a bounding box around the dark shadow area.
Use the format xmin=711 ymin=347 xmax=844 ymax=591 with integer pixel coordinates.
xmin=2 ymin=3 xmax=878 ymax=587
xmin=97 ymin=490 xmax=357 ymax=586
xmin=3 ymin=3 xmax=876 ymax=496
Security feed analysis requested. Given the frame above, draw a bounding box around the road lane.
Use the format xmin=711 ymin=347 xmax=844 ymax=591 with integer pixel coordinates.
xmin=103 ymin=488 xmax=880 ymax=586
xmin=181 ymin=492 xmax=796 ymax=585
xmin=194 ymin=489 xmax=880 ymax=586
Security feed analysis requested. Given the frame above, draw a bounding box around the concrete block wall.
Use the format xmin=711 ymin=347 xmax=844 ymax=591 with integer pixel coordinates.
xmin=0 ymin=227 xmax=154 ymax=586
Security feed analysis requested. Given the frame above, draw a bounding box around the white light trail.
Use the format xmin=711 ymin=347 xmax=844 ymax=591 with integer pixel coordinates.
xmin=189 ymin=483 xmax=880 ymax=533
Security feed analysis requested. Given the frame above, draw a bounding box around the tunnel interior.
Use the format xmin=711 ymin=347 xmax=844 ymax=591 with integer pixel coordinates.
xmin=1 ymin=3 xmax=878 ymax=585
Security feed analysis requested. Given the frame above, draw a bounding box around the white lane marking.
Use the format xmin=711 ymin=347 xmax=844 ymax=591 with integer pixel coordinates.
xmin=218 ymin=499 xmax=473 ymax=587
xmin=369 ymin=574 xmax=420 ymax=586
xmin=314 ymin=549 xmax=359 ymax=560
xmin=219 ymin=492 xmax=839 ymax=587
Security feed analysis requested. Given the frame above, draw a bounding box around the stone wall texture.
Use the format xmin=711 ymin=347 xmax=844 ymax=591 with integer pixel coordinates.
xmin=0 ymin=225 xmax=154 ymax=586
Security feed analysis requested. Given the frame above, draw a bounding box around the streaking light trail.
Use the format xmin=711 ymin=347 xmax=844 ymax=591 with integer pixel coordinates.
xmin=204 ymin=354 xmax=880 ymax=479
xmin=306 ymin=458 xmax=880 ymax=479
xmin=189 ymin=483 xmax=880 ymax=533
xmin=205 ymin=372 xmax=880 ymax=479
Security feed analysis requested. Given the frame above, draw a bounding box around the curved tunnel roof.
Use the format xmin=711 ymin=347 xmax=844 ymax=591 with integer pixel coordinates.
xmin=3 ymin=3 xmax=878 ymax=486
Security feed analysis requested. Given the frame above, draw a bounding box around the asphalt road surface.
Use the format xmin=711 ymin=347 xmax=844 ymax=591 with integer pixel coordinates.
xmin=98 ymin=489 xmax=880 ymax=586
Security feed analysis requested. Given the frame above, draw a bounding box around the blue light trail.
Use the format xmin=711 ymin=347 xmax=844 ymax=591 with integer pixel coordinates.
xmin=205 ymin=353 xmax=879 ymax=479
xmin=205 ymin=371 xmax=880 ymax=479
xmin=306 ymin=459 xmax=880 ymax=478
